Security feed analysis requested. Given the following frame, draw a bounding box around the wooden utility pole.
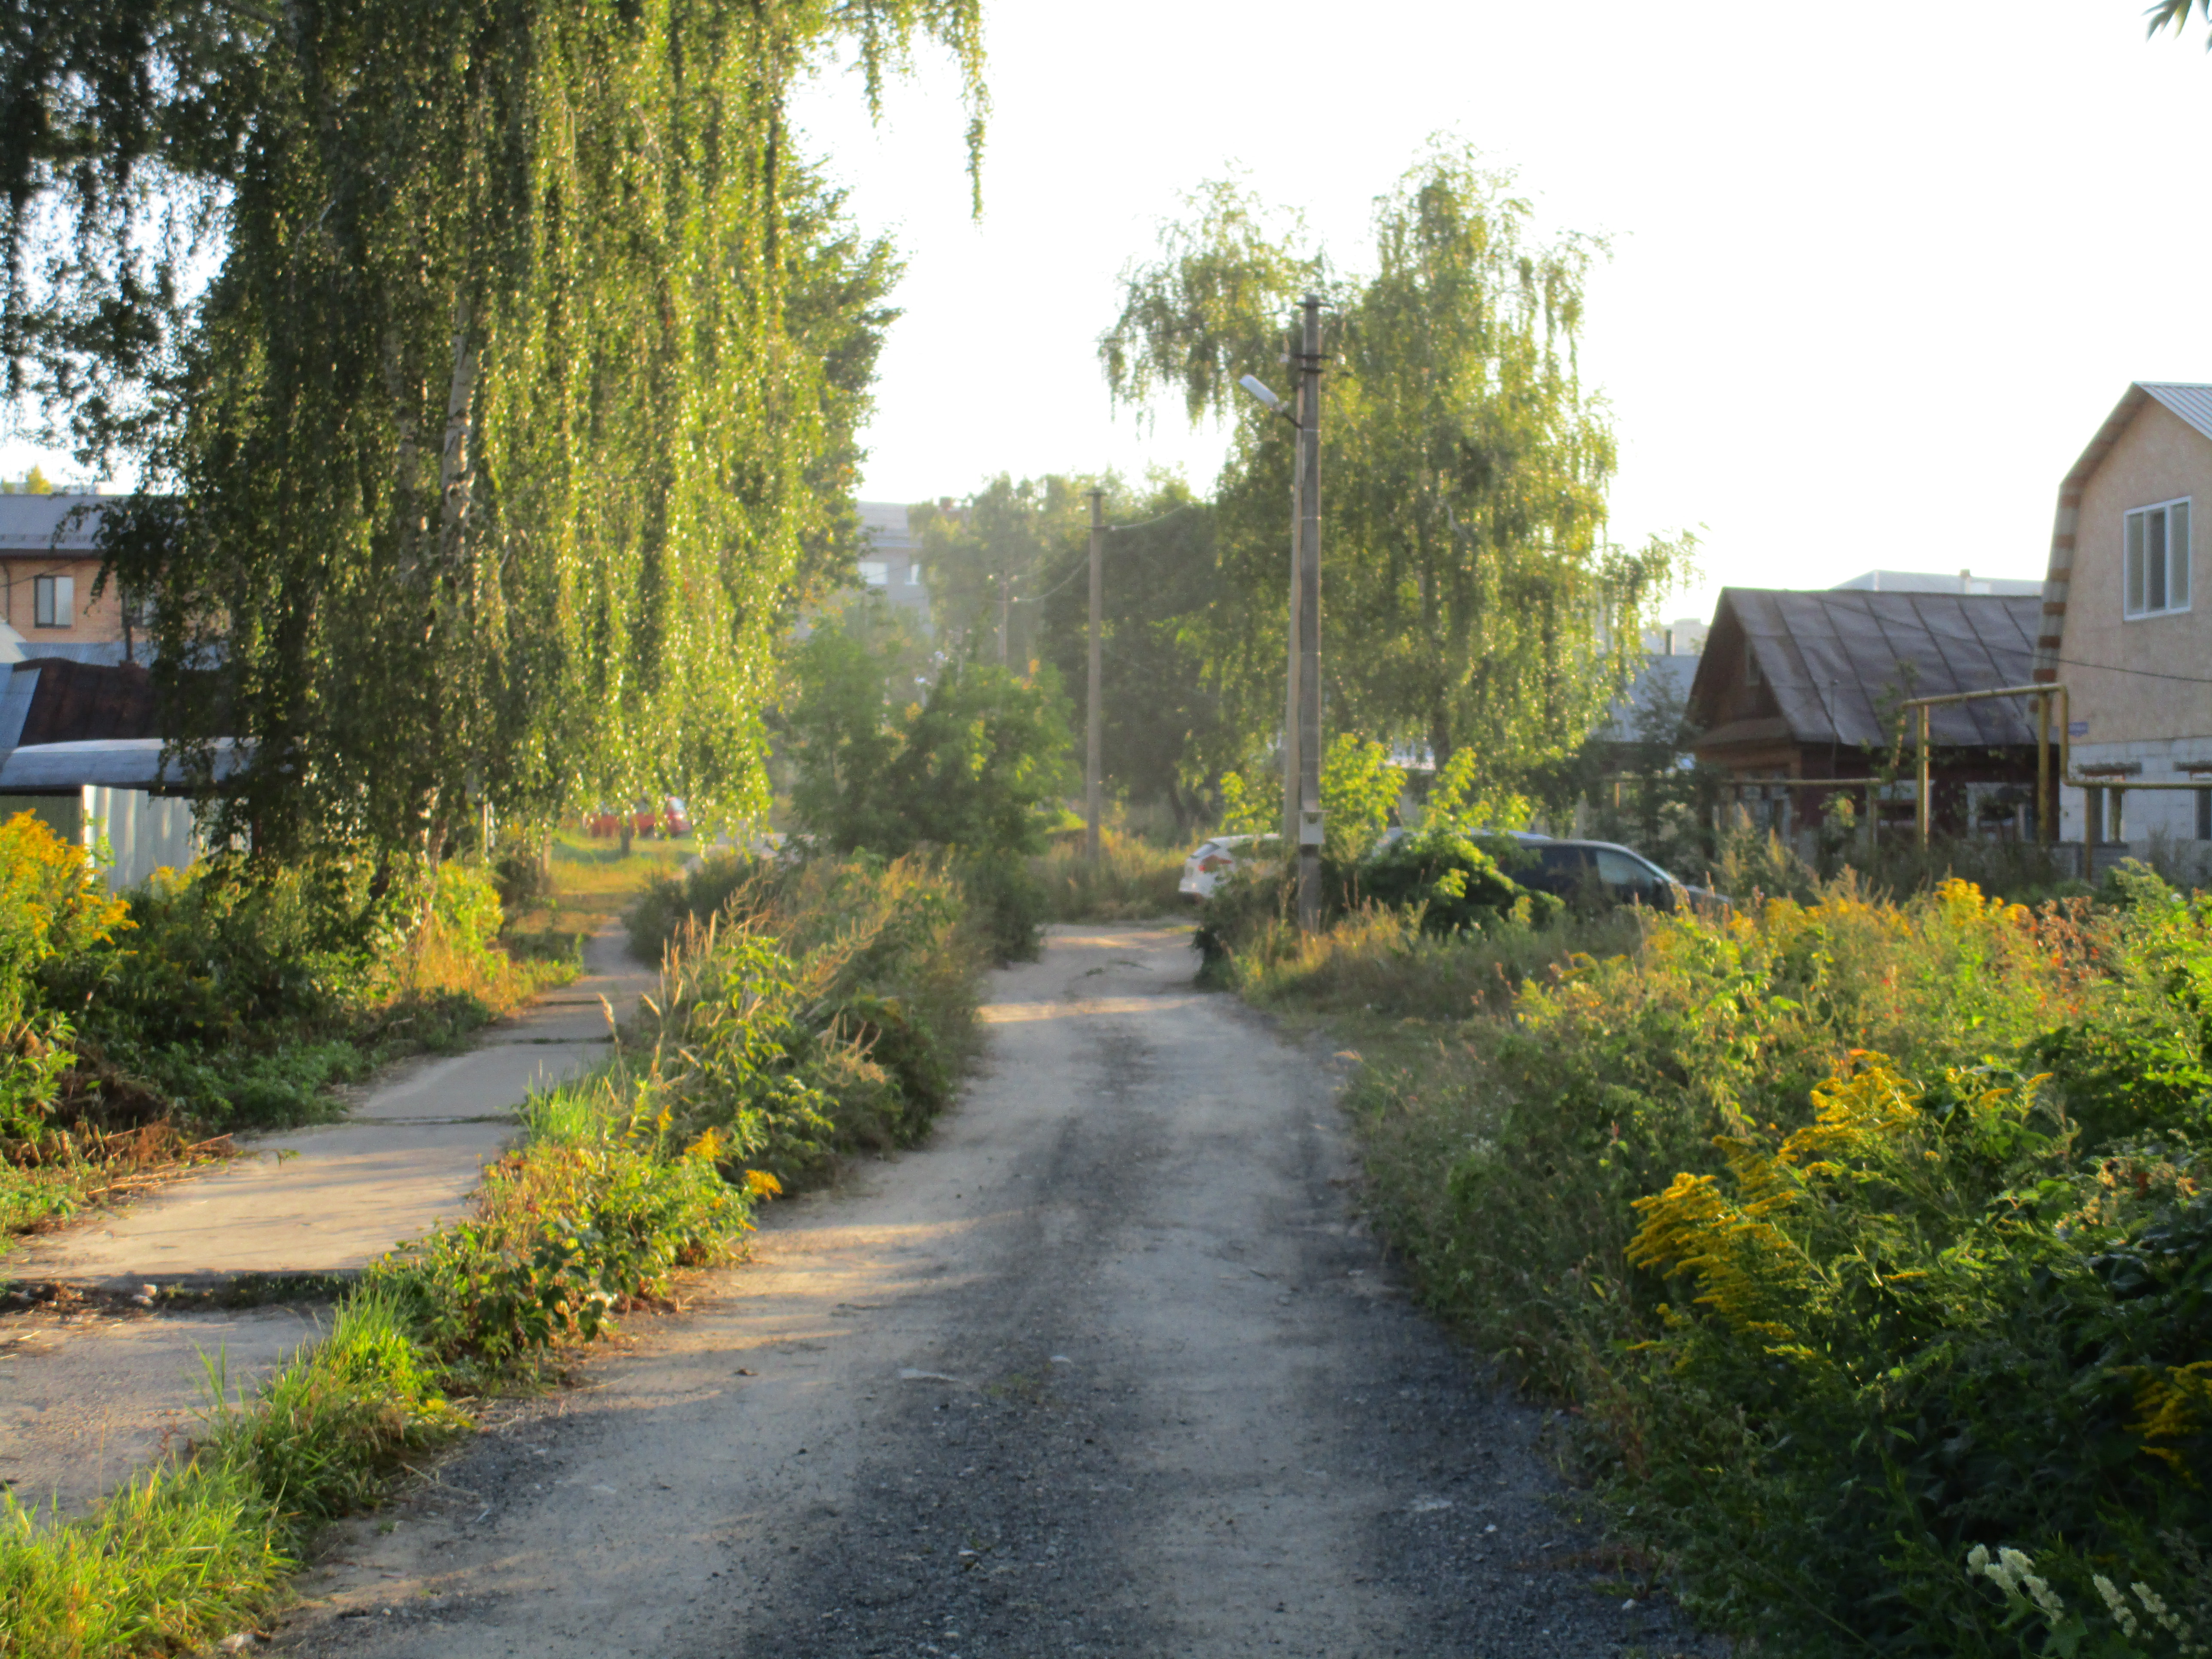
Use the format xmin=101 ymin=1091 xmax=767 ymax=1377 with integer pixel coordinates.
xmin=1294 ymin=292 xmax=1324 ymax=929
xmin=1086 ymin=488 xmax=1105 ymax=860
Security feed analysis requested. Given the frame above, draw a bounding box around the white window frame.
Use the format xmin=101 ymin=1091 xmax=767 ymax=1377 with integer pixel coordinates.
xmin=32 ymin=572 xmax=73 ymax=628
xmin=858 ymin=559 xmax=889 ymax=589
xmin=2124 ymin=496 xmax=2192 ymax=621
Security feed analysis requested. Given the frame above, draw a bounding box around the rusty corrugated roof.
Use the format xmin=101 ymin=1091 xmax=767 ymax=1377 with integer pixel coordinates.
xmin=1695 ymin=589 xmax=2044 ymax=750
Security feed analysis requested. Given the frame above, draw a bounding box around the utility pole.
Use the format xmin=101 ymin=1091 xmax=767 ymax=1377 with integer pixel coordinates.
xmin=1293 ymin=292 xmax=1324 ymax=929
xmin=1282 ymin=474 xmax=1300 ymax=846
xmin=1086 ymin=488 xmax=1105 ymax=861
xmin=998 ymin=563 xmax=1011 ymax=666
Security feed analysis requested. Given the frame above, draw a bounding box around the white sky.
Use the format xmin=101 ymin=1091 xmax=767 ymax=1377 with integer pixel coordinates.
xmin=785 ymin=0 xmax=2212 ymax=626
xmin=9 ymin=3 xmax=2206 ymax=629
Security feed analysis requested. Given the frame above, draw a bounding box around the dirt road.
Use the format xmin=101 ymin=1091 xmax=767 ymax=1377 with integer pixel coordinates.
xmin=274 ymin=923 xmax=1701 ymax=1658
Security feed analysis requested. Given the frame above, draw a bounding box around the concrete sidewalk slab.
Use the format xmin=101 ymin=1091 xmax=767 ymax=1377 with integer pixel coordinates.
xmin=346 ymin=1039 xmax=609 ymax=1124
xmin=3 ymin=924 xmax=656 ymax=1291
xmin=0 ymin=1304 xmax=325 ymax=1515
xmin=0 ymin=919 xmax=662 ymax=1518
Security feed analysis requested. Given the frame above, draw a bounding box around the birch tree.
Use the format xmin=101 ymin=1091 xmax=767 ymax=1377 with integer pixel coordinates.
xmin=0 ymin=0 xmax=984 ymax=853
xmin=1100 ymin=146 xmax=1690 ymax=802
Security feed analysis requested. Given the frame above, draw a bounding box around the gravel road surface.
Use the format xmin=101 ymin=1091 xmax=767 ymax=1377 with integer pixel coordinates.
xmin=272 ymin=922 xmax=1708 ymax=1658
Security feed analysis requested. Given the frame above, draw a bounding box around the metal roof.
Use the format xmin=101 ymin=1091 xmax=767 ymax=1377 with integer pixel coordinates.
xmin=2139 ymin=383 xmax=2212 ymax=444
xmin=0 ymin=493 xmax=109 ymax=552
xmin=1694 ymin=588 xmax=2045 ymax=749
xmin=1596 ymin=653 xmax=1698 ymax=744
xmin=17 ymin=641 xmax=133 ymax=665
xmin=0 ymin=736 xmax=240 ymax=791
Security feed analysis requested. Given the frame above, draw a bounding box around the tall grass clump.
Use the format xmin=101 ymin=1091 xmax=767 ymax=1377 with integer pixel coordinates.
xmin=1313 ymin=866 xmax=2212 ymax=1653
xmin=1030 ymin=828 xmax=1186 ymax=922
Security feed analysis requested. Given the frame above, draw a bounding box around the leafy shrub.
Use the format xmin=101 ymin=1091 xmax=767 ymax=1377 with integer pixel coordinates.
xmin=28 ymin=851 xmax=544 ymax=1135
xmin=386 ymin=1097 xmax=748 ymax=1368
xmin=626 ymin=851 xmax=982 ymax=1181
xmin=628 ymin=849 xmax=769 ymax=960
xmin=781 ymin=623 xmax=1071 ymax=961
xmin=1358 ymin=824 xmax=1561 ymax=936
xmin=1300 ymin=869 xmax=2212 ymax=1653
xmin=0 ymin=812 xmax=127 ymax=1135
xmin=784 ymin=641 xmax=1071 ymax=863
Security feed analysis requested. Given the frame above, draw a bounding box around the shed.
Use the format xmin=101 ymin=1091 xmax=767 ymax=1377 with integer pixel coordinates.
xmin=1687 ymin=588 xmax=2049 ymax=836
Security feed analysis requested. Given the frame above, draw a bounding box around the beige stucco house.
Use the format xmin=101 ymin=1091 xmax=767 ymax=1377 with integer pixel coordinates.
xmin=2034 ymin=383 xmax=2212 ymax=847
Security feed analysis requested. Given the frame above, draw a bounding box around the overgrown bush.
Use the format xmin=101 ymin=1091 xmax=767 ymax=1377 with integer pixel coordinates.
xmin=0 ymin=812 xmax=127 ymax=1136
xmin=627 ymin=851 xmax=983 ymax=1182
xmin=1359 ymin=824 xmax=1562 ymax=936
xmin=383 ymin=1091 xmax=750 ymax=1370
xmin=1261 ymin=866 xmax=2212 ymax=1654
xmin=36 ymin=852 xmax=543 ymax=1133
xmin=780 ymin=618 xmax=1073 ymax=961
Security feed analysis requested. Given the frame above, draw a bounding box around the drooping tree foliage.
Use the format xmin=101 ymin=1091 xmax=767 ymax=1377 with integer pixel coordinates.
xmin=0 ymin=0 xmax=984 ymax=853
xmin=1100 ymin=149 xmax=1692 ymax=807
xmin=2147 ymin=0 xmax=2212 ymax=46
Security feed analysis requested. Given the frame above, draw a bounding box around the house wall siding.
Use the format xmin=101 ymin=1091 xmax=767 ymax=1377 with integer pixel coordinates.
xmin=2067 ymin=401 xmax=2212 ymax=750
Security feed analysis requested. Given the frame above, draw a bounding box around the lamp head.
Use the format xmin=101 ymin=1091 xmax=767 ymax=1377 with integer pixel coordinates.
xmin=1237 ymin=374 xmax=1283 ymax=413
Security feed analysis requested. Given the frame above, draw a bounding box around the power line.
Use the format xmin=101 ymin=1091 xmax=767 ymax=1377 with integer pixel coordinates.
xmin=2054 ymin=653 xmax=2212 ymax=687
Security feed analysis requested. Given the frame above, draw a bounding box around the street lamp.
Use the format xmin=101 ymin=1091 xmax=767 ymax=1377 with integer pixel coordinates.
xmin=1237 ymin=295 xmax=1325 ymax=929
xmin=1237 ymin=374 xmax=1284 ymax=413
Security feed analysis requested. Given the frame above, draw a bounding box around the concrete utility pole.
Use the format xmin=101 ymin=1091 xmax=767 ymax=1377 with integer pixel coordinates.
xmin=1086 ymin=488 xmax=1105 ymax=860
xmin=998 ymin=563 xmax=1011 ymax=666
xmin=1293 ymin=292 xmax=1324 ymax=930
xmin=1282 ymin=474 xmax=1300 ymax=847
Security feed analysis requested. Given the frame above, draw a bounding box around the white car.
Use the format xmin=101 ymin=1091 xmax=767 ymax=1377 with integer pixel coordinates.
xmin=1178 ymin=835 xmax=1280 ymax=900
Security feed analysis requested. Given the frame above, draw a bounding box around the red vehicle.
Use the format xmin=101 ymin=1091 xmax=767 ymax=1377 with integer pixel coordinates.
xmin=586 ymin=799 xmax=690 ymax=841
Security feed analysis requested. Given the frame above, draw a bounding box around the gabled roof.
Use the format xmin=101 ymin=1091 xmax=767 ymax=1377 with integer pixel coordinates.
xmin=2139 ymin=383 xmax=2212 ymax=444
xmin=1691 ymin=588 xmax=2045 ymax=749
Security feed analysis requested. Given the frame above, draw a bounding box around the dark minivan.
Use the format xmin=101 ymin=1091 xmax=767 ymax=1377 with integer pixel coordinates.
xmin=1514 ymin=839 xmax=1724 ymax=913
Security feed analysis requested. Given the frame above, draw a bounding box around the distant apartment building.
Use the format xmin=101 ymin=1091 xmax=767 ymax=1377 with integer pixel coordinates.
xmin=0 ymin=493 xmax=134 ymax=662
xmin=856 ymin=500 xmax=933 ymax=630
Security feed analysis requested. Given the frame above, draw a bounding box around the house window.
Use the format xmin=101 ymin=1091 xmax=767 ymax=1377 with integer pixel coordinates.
xmin=2124 ymin=498 xmax=2191 ymax=619
xmin=858 ymin=559 xmax=889 ymax=589
xmin=33 ymin=573 xmax=73 ymax=628
xmin=1744 ymin=642 xmax=1764 ymax=687
xmin=905 ymin=562 xmax=922 ymax=586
